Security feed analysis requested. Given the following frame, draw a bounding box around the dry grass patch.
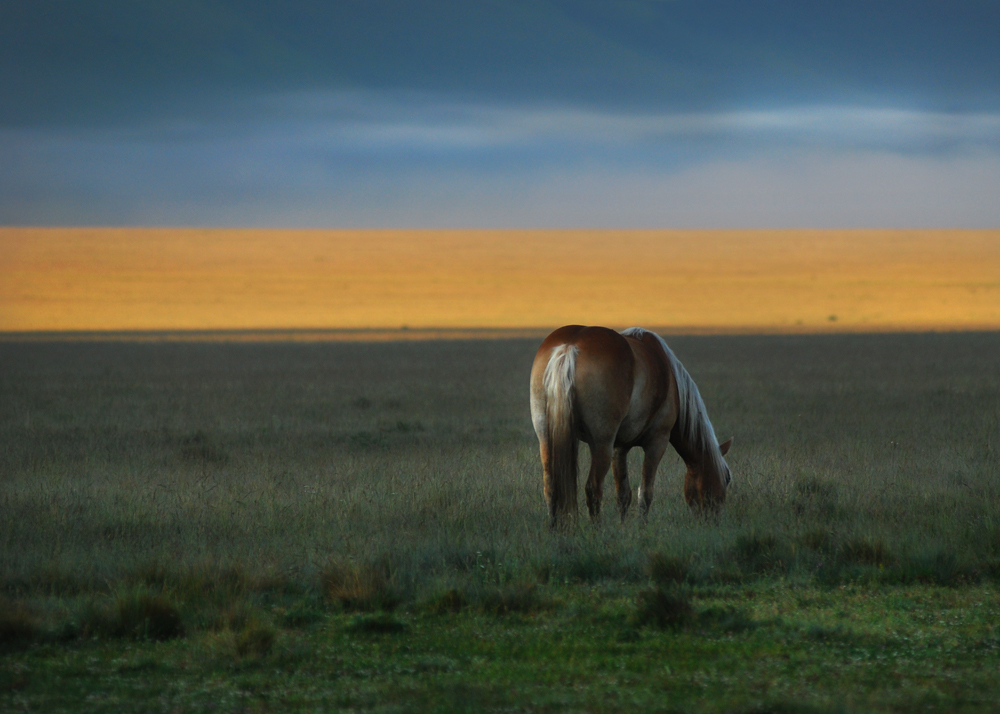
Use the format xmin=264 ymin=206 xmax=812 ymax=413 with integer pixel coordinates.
xmin=321 ymin=560 xmax=400 ymax=612
xmin=0 ymin=599 xmax=40 ymax=649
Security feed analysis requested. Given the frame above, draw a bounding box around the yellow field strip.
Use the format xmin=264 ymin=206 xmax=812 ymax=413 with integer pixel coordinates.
xmin=0 ymin=328 xmax=555 ymax=343
xmin=2 ymin=228 xmax=998 ymax=334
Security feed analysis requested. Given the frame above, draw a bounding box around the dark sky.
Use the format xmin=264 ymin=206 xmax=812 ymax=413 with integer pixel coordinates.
xmin=3 ymin=0 xmax=999 ymax=227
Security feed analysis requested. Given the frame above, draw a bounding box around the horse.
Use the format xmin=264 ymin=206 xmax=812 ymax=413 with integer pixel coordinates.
xmin=529 ymin=325 xmax=733 ymax=527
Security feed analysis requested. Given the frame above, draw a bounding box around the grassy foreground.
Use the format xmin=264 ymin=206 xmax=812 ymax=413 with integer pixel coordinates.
xmin=2 ymin=332 xmax=1000 ymax=712
xmin=4 ymin=582 xmax=1000 ymax=713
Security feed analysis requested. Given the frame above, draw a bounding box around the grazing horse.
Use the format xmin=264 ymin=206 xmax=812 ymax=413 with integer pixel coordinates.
xmin=529 ymin=325 xmax=733 ymax=526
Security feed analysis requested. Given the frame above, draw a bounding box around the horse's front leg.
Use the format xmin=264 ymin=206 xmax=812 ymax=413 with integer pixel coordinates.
xmin=638 ymin=440 xmax=669 ymax=519
xmin=584 ymin=440 xmax=614 ymax=521
xmin=612 ymin=447 xmax=632 ymax=522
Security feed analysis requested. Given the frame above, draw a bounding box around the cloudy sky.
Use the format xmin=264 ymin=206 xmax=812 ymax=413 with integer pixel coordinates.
xmin=2 ymin=0 xmax=998 ymax=228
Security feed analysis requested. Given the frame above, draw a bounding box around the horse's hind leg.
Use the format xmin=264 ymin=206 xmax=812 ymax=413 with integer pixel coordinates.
xmin=537 ymin=438 xmax=558 ymax=526
xmin=612 ymin=447 xmax=632 ymax=521
xmin=584 ymin=440 xmax=614 ymax=521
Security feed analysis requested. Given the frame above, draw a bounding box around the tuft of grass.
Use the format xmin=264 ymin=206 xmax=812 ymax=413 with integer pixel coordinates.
xmin=279 ymin=601 xmax=326 ymax=628
xmin=805 ymin=623 xmax=850 ymax=642
xmin=561 ymin=551 xmax=629 ymax=583
xmin=112 ymin=588 xmax=185 ymax=641
xmin=197 ymin=602 xmax=279 ymax=660
xmin=321 ymin=560 xmax=400 ymax=612
xmin=801 ymin=529 xmax=835 ymax=554
xmin=838 ymin=538 xmax=892 ymax=567
xmin=71 ymin=589 xmax=185 ymax=641
xmin=234 ymin=621 xmax=276 ymax=658
xmin=696 ymin=605 xmax=757 ymax=633
xmin=632 ymin=586 xmax=694 ymax=630
xmin=737 ymin=702 xmax=839 ymax=714
xmin=476 ymin=582 xmax=550 ymax=616
xmin=130 ymin=562 xmax=296 ymax=607
xmin=425 ymin=588 xmax=467 ymax=614
xmin=648 ymin=552 xmax=689 ymax=586
xmin=0 ymin=598 xmax=41 ymax=649
xmin=899 ymin=549 xmax=964 ymax=586
xmin=204 ymin=602 xmax=263 ymax=633
xmin=730 ymin=533 xmax=794 ymax=576
xmin=346 ymin=612 xmax=408 ymax=634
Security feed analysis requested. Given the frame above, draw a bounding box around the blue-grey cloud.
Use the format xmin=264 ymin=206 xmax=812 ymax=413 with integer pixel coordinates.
xmin=2 ymin=2 xmax=999 ymax=227
xmin=5 ymin=1 xmax=999 ymax=124
xmin=4 ymin=91 xmax=999 ymax=227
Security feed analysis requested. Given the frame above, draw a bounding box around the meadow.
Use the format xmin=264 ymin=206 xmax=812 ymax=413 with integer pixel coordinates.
xmin=2 ymin=331 xmax=1000 ymax=712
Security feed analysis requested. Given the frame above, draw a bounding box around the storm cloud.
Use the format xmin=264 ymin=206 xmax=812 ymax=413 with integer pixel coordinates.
xmin=2 ymin=1 xmax=998 ymax=227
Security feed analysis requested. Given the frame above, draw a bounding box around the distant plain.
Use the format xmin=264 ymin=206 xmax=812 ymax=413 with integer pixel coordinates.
xmin=3 ymin=228 xmax=999 ymax=334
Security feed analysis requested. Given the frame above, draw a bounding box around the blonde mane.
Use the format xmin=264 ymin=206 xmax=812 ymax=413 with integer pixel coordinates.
xmin=620 ymin=327 xmax=726 ymax=473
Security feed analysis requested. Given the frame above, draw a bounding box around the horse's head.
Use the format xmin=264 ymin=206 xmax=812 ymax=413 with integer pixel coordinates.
xmin=684 ymin=436 xmax=733 ymax=512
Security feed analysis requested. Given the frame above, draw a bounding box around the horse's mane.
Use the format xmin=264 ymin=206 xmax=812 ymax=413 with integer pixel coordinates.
xmin=621 ymin=327 xmax=726 ymax=472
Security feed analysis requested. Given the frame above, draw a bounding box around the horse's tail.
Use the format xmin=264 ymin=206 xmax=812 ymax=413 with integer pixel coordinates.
xmin=543 ymin=344 xmax=579 ymax=522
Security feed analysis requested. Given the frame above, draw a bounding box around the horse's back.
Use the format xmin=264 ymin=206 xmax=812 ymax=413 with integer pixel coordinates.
xmin=567 ymin=326 xmax=634 ymax=402
xmin=534 ymin=326 xmax=632 ymax=388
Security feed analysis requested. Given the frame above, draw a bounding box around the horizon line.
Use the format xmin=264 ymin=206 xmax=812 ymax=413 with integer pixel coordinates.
xmin=4 ymin=324 xmax=1000 ymax=344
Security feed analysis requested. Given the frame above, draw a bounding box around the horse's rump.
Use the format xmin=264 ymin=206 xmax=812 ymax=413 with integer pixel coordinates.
xmin=532 ymin=326 xmax=637 ymax=521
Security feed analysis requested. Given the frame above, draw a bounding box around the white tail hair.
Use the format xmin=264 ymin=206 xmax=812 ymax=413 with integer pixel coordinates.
xmin=543 ymin=344 xmax=579 ymax=518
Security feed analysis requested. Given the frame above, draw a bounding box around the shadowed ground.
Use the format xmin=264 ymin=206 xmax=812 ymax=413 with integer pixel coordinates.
xmin=1 ymin=333 xmax=999 ymax=712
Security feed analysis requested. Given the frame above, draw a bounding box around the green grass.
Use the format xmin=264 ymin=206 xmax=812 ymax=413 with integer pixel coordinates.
xmin=3 ymin=583 xmax=1000 ymax=712
xmin=2 ymin=332 xmax=1000 ymax=711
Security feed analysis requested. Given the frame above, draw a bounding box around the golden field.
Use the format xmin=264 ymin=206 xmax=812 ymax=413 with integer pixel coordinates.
xmin=1 ymin=227 xmax=998 ymax=334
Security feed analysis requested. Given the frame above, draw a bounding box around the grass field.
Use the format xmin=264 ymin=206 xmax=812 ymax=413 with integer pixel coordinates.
xmin=2 ymin=332 xmax=1000 ymax=712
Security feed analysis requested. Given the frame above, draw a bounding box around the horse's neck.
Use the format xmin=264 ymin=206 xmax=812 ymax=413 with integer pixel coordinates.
xmin=627 ymin=325 xmax=719 ymax=469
